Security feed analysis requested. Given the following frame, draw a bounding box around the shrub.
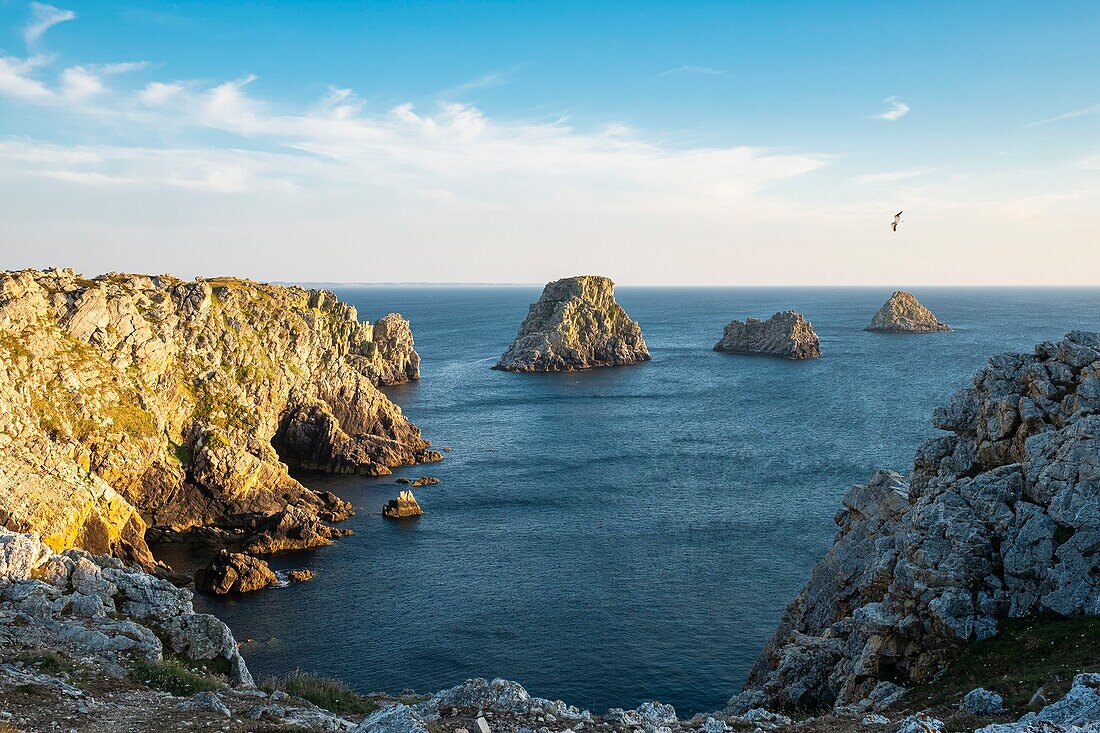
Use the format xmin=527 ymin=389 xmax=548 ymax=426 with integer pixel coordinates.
xmin=129 ymin=657 xmax=221 ymax=697
xmin=262 ymin=670 xmax=378 ymax=715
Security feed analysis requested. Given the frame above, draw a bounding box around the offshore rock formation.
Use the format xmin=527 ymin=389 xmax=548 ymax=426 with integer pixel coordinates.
xmin=713 ymin=311 xmax=821 ymax=360
xmin=194 ymin=550 xmax=277 ymax=595
xmin=865 ymin=291 xmax=951 ymax=333
xmin=0 ymin=268 xmax=439 ymax=566
xmin=494 ymin=276 xmax=651 ymax=372
xmin=382 ymin=490 xmax=423 ymax=519
xmin=731 ymin=332 xmax=1100 ymax=714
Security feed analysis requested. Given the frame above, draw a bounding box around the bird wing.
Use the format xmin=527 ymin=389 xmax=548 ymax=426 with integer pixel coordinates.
xmin=891 ymin=222 xmax=898 ymax=231
xmin=895 ymin=211 xmax=903 ymax=219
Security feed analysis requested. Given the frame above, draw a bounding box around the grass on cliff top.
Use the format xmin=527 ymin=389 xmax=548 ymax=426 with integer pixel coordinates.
xmin=129 ymin=657 xmax=222 ymax=697
xmin=902 ymin=614 xmax=1100 ymax=716
xmin=261 ymin=670 xmax=379 ymax=716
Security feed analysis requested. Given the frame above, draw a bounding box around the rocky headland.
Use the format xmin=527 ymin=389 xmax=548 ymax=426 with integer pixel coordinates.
xmin=730 ymin=331 xmax=1100 ymax=719
xmin=494 ymin=276 xmax=650 ymax=372
xmin=0 ymin=268 xmax=439 ymax=569
xmin=713 ymin=311 xmax=821 ymax=360
xmin=865 ymin=291 xmax=951 ymax=333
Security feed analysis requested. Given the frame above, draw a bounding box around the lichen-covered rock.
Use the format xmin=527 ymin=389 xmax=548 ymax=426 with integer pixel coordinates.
xmin=0 ymin=268 xmax=438 ymax=565
xmin=195 ymin=550 xmax=277 ymax=594
xmin=963 ymin=688 xmax=1006 ymax=715
xmin=864 ymin=291 xmax=950 ymax=333
xmin=494 ymin=276 xmax=650 ymax=372
xmin=732 ymin=332 xmax=1100 ymax=713
xmin=713 ymin=311 xmax=820 ymax=360
xmin=382 ymin=490 xmax=423 ymax=519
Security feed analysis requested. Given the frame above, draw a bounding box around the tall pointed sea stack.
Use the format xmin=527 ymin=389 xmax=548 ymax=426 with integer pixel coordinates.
xmin=865 ymin=291 xmax=950 ymax=333
xmin=494 ymin=275 xmax=651 ymax=372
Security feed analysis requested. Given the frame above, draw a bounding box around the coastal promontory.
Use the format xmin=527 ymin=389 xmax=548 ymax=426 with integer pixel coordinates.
xmin=494 ymin=275 xmax=650 ymax=372
xmin=713 ymin=311 xmax=821 ymax=360
xmin=865 ymin=290 xmax=951 ymax=333
xmin=0 ymin=268 xmax=439 ymax=567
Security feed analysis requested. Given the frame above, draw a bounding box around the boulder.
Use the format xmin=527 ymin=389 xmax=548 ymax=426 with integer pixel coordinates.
xmin=382 ymin=490 xmax=424 ymax=519
xmin=713 ymin=310 xmax=820 ymax=359
xmin=865 ymin=291 xmax=950 ymax=333
xmin=963 ymin=688 xmax=1006 ymax=715
xmin=494 ymin=275 xmax=650 ymax=372
xmin=195 ymin=550 xmax=278 ymax=594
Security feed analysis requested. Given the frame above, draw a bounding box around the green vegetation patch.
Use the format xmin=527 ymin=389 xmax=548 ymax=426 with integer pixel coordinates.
xmin=904 ymin=614 xmax=1100 ymax=716
xmin=12 ymin=651 xmax=81 ymax=677
xmin=129 ymin=657 xmax=222 ymax=697
xmin=261 ymin=670 xmax=379 ymax=715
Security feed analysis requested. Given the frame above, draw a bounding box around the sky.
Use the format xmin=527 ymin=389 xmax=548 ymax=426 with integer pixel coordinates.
xmin=0 ymin=1 xmax=1098 ymax=285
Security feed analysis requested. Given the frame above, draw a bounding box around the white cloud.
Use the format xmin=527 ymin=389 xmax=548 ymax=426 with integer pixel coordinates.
xmin=0 ymin=55 xmax=53 ymax=100
xmin=24 ymin=2 xmax=76 ymax=45
xmin=1025 ymin=103 xmax=1100 ymax=127
xmin=138 ymin=81 xmax=185 ymax=105
xmin=442 ymin=69 xmax=513 ymax=97
xmin=873 ymin=96 xmax=910 ymax=121
xmin=658 ymin=65 xmax=724 ymax=77
xmin=60 ymin=66 xmax=104 ymax=100
xmin=855 ymin=168 xmax=935 ymax=184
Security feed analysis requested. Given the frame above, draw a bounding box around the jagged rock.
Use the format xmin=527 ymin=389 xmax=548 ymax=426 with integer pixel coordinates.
xmin=0 ymin=269 xmax=437 ymax=565
xmin=494 ymin=276 xmax=650 ymax=372
xmin=734 ymin=333 xmax=1100 ymax=713
xmin=382 ymin=490 xmax=423 ymax=519
xmin=411 ymin=476 xmax=440 ymax=487
xmin=195 ymin=550 xmax=277 ymax=594
xmin=287 ymin=569 xmax=314 ymax=583
xmin=896 ymin=713 xmax=946 ymax=733
xmin=963 ymin=688 xmax=1006 ymax=715
xmin=179 ymin=691 xmax=232 ymax=717
xmin=713 ymin=311 xmax=821 ymax=360
xmin=0 ymin=528 xmax=252 ymax=687
xmin=864 ymin=291 xmax=950 ymax=333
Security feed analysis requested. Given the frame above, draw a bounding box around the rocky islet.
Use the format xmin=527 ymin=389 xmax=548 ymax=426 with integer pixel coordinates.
xmin=713 ymin=310 xmax=821 ymax=359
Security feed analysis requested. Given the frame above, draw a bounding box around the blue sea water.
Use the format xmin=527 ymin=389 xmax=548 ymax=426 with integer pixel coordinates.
xmin=178 ymin=286 xmax=1099 ymax=715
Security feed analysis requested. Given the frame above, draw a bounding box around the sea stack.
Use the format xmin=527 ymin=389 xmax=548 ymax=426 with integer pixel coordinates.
xmin=494 ymin=275 xmax=651 ymax=372
xmin=195 ymin=550 xmax=278 ymax=595
xmin=865 ymin=291 xmax=950 ymax=333
xmin=713 ymin=311 xmax=820 ymax=360
xmin=382 ymin=490 xmax=424 ymax=519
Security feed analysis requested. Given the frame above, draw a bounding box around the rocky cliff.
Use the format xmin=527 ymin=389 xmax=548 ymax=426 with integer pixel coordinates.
xmin=731 ymin=332 xmax=1100 ymax=715
xmin=494 ymin=276 xmax=650 ymax=372
xmin=713 ymin=311 xmax=821 ymax=360
xmin=865 ymin=291 xmax=951 ymax=333
xmin=0 ymin=269 xmax=438 ymax=566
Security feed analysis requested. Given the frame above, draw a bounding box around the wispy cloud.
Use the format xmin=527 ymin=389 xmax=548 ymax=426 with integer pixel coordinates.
xmin=24 ymin=2 xmax=76 ymax=45
xmin=0 ymin=55 xmax=53 ymax=99
xmin=658 ymin=65 xmax=724 ymax=78
xmin=441 ymin=69 xmax=514 ymax=97
xmin=855 ymin=168 xmax=935 ymax=184
xmin=872 ymin=96 xmax=910 ymax=121
xmin=1025 ymin=103 xmax=1100 ymax=128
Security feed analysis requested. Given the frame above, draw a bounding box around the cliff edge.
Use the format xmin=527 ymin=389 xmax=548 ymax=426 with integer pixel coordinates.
xmin=0 ymin=269 xmax=438 ymax=566
xmin=731 ymin=332 xmax=1100 ymax=715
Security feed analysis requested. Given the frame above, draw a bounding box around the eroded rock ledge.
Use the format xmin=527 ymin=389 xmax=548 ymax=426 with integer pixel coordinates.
xmin=731 ymin=331 xmax=1100 ymax=715
xmin=713 ymin=311 xmax=821 ymax=360
xmin=494 ymin=275 xmax=651 ymax=372
xmin=865 ymin=291 xmax=951 ymax=333
xmin=0 ymin=268 xmax=439 ymax=566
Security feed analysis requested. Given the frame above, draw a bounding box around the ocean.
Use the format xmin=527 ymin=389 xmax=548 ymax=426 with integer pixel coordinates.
xmin=172 ymin=286 xmax=1099 ymax=715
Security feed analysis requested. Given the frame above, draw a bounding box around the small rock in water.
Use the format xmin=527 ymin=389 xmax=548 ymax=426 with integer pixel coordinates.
xmin=382 ymin=490 xmax=424 ymax=519
xmin=412 ymin=476 xmax=440 ymax=487
xmin=864 ymin=291 xmax=950 ymax=333
xmin=395 ymin=478 xmax=412 ymax=485
xmin=287 ymin=570 xmax=314 ymax=583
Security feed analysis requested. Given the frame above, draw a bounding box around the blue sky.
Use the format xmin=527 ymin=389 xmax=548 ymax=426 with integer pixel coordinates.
xmin=0 ymin=1 xmax=1097 ymax=284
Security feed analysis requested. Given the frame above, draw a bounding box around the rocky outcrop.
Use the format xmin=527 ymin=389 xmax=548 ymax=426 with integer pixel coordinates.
xmin=0 ymin=269 xmax=439 ymax=565
xmin=494 ymin=276 xmax=650 ymax=372
xmin=0 ymin=527 xmax=251 ymax=686
xmin=382 ymin=490 xmax=423 ymax=519
xmin=194 ymin=550 xmax=277 ymax=594
xmin=731 ymin=332 xmax=1100 ymax=714
xmin=865 ymin=291 xmax=950 ymax=333
xmin=713 ymin=311 xmax=820 ymax=360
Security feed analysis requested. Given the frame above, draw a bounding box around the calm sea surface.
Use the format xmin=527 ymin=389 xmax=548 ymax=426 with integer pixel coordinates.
xmin=166 ymin=286 xmax=1099 ymax=715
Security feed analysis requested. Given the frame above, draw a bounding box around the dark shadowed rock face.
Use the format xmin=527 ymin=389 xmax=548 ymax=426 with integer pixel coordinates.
xmin=0 ymin=268 xmax=437 ymax=566
xmin=713 ymin=311 xmax=821 ymax=360
xmin=730 ymin=332 xmax=1100 ymax=716
xmin=865 ymin=291 xmax=951 ymax=333
xmin=195 ymin=550 xmax=277 ymax=595
xmin=494 ymin=276 xmax=651 ymax=372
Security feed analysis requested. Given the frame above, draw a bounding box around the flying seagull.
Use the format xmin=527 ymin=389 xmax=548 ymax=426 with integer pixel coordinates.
xmin=891 ymin=211 xmax=903 ymax=232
